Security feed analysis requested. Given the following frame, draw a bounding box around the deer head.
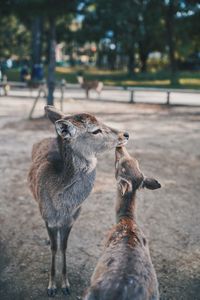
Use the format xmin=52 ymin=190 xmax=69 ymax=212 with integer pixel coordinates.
xmin=115 ymin=146 xmax=161 ymax=196
xmin=45 ymin=106 xmax=129 ymax=160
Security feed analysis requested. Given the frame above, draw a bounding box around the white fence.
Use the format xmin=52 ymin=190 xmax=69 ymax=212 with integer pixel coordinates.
xmin=1 ymin=81 xmax=200 ymax=108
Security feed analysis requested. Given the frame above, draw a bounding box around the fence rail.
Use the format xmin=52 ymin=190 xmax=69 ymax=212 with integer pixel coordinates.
xmin=1 ymin=80 xmax=200 ymax=111
xmin=127 ymin=87 xmax=200 ymax=105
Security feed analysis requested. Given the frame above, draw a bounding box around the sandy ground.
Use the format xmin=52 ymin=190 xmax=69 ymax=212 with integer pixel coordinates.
xmin=5 ymin=86 xmax=200 ymax=106
xmin=0 ymin=96 xmax=200 ymax=300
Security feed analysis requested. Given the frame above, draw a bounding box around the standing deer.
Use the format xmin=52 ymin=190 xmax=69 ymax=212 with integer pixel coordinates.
xmin=83 ymin=146 xmax=161 ymax=300
xmin=77 ymin=76 xmax=104 ymax=99
xmin=28 ymin=105 xmax=129 ymax=297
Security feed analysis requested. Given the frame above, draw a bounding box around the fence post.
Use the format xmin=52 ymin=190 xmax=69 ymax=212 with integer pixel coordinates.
xmin=130 ymin=90 xmax=134 ymax=103
xmin=28 ymin=93 xmax=40 ymax=119
xmin=166 ymin=91 xmax=170 ymax=105
xmin=3 ymin=75 xmax=9 ymax=96
xmin=60 ymin=79 xmax=66 ymax=111
xmin=28 ymin=84 xmax=46 ymax=119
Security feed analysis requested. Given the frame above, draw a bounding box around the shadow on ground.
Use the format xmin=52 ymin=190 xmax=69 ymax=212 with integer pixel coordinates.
xmin=0 ymin=100 xmax=200 ymax=300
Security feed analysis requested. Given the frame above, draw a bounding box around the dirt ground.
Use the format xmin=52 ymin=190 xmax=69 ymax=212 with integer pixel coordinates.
xmin=0 ymin=96 xmax=200 ymax=300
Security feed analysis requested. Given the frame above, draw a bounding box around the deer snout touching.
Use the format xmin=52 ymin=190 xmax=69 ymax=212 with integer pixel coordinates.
xmin=123 ymin=132 xmax=129 ymax=139
xmin=116 ymin=131 xmax=129 ymax=147
xmin=115 ymin=146 xmax=161 ymax=192
xmin=83 ymin=146 xmax=161 ymax=300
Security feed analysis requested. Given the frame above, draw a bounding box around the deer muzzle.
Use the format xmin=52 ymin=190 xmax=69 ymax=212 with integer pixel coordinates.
xmin=117 ymin=131 xmax=129 ymax=147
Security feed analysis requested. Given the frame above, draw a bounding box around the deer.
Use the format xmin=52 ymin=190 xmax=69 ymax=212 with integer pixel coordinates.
xmin=77 ymin=76 xmax=104 ymax=99
xmin=28 ymin=105 xmax=129 ymax=297
xmin=83 ymin=146 xmax=161 ymax=300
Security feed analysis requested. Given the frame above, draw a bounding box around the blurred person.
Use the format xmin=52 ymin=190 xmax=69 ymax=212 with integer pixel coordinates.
xmin=20 ymin=64 xmax=31 ymax=82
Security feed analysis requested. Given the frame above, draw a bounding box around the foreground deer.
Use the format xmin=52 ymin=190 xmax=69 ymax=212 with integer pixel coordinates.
xmin=28 ymin=106 xmax=129 ymax=297
xmin=83 ymin=146 xmax=161 ymax=300
xmin=77 ymin=76 xmax=104 ymax=98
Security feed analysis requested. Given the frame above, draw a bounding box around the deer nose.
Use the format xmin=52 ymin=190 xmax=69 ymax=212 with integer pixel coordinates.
xmin=123 ymin=132 xmax=129 ymax=140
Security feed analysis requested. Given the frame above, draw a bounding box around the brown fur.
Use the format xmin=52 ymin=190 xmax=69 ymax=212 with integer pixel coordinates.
xmin=106 ymin=218 xmax=141 ymax=249
xmin=28 ymin=106 xmax=129 ymax=296
xmin=29 ymin=138 xmax=52 ymax=200
xmin=83 ymin=147 xmax=161 ymax=300
xmin=77 ymin=76 xmax=104 ymax=98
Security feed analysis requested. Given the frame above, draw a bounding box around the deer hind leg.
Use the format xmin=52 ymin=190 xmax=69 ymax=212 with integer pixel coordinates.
xmin=97 ymin=90 xmax=101 ymax=99
xmin=46 ymin=223 xmax=58 ymax=297
xmin=86 ymin=88 xmax=89 ymax=99
xmin=60 ymin=224 xmax=72 ymax=295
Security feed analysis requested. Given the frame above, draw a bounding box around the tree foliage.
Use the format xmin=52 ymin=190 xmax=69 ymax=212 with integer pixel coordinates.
xmin=0 ymin=0 xmax=199 ymax=82
xmin=80 ymin=0 xmax=200 ymax=73
xmin=0 ymin=15 xmax=31 ymax=59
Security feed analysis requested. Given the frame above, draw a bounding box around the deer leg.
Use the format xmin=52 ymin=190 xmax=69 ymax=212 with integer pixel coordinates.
xmin=46 ymin=223 xmax=58 ymax=297
xmin=86 ymin=88 xmax=89 ymax=99
xmin=60 ymin=224 xmax=72 ymax=295
xmin=97 ymin=90 xmax=101 ymax=99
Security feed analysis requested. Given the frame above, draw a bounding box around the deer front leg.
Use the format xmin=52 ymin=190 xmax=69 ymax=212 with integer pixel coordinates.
xmin=60 ymin=224 xmax=72 ymax=296
xmin=46 ymin=223 xmax=58 ymax=297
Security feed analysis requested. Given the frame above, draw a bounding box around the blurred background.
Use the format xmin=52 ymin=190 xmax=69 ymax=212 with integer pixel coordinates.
xmin=0 ymin=1 xmax=200 ymax=300
xmin=0 ymin=0 xmax=199 ymax=104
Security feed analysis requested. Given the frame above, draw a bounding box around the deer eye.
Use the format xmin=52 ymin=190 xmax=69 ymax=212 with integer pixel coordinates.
xmin=92 ymin=129 xmax=102 ymax=135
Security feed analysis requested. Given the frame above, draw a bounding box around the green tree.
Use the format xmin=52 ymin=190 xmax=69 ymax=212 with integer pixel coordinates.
xmin=176 ymin=1 xmax=200 ymax=57
xmin=137 ymin=0 xmax=165 ymax=72
xmin=164 ymin=0 xmax=179 ymax=76
xmin=0 ymin=15 xmax=31 ymax=60
xmin=82 ymin=0 xmax=141 ymax=74
xmin=163 ymin=0 xmax=200 ymax=79
xmin=82 ymin=0 xmax=166 ymax=74
xmin=3 ymin=0 xmax=79 ymax=105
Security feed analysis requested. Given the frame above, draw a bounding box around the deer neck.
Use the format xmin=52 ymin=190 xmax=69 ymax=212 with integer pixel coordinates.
xmin=116 ymin=190 xmax=137 ymax=223
xmin=57 ymin=136 xmax=97 ymax=176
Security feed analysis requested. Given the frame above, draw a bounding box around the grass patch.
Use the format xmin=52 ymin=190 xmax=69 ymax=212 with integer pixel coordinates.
xmin=5 ymin=68 xmax=20 ymax=81
xmin=5 ymin=67 xmax=200 ymax=89
xmin=55 ymin=67 xmax=200 ymax=89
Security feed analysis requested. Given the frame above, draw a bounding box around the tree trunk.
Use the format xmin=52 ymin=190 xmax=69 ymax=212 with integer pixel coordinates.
xmin=31 ymin=17 xmax=43 ymax=81
xmin=127 ymin=49 xmax=135 ymax=75
xmin=166 ymin=0 xmax=176 ymax=77
xmin=31 ymin=17 xmax=42 ymax=65
xmin=139 ymin=44 xmax=148 ymax=72
xmin=47 ymin=16 xmax=56 ymax=106
xmin=97 ymin=50 xmax=103 ymax=69
xmin=141 ymin=56 xmax=148 ymax=72
xmin=108 ymin=50 xmax=116 ymax=70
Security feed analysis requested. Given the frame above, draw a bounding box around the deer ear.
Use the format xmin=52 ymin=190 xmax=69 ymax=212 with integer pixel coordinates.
xmin=55 ymin=120 xmax=77 ymax=140
xmin=118 ymin=177 xmax=132 ymax=196
xmin=142 ymin=177 xmax=161 ymax=190
xmin=44 ymin=105 xmax=64 ymax=123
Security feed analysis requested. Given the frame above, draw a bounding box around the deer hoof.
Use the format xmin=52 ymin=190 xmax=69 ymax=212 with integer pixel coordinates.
xmin=47 ymin=287 xmax=57 ymax=297
xmin=62 ymin=287 xmax=70 ymax=295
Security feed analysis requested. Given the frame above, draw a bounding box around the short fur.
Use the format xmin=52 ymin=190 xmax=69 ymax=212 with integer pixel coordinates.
xmin=77 ymin=76 xmax=104 ymax=98
xmin=28 ymin=106 xmax=129 ymax=296
xmin=83 ymin=147 xmax=161 ymax=300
